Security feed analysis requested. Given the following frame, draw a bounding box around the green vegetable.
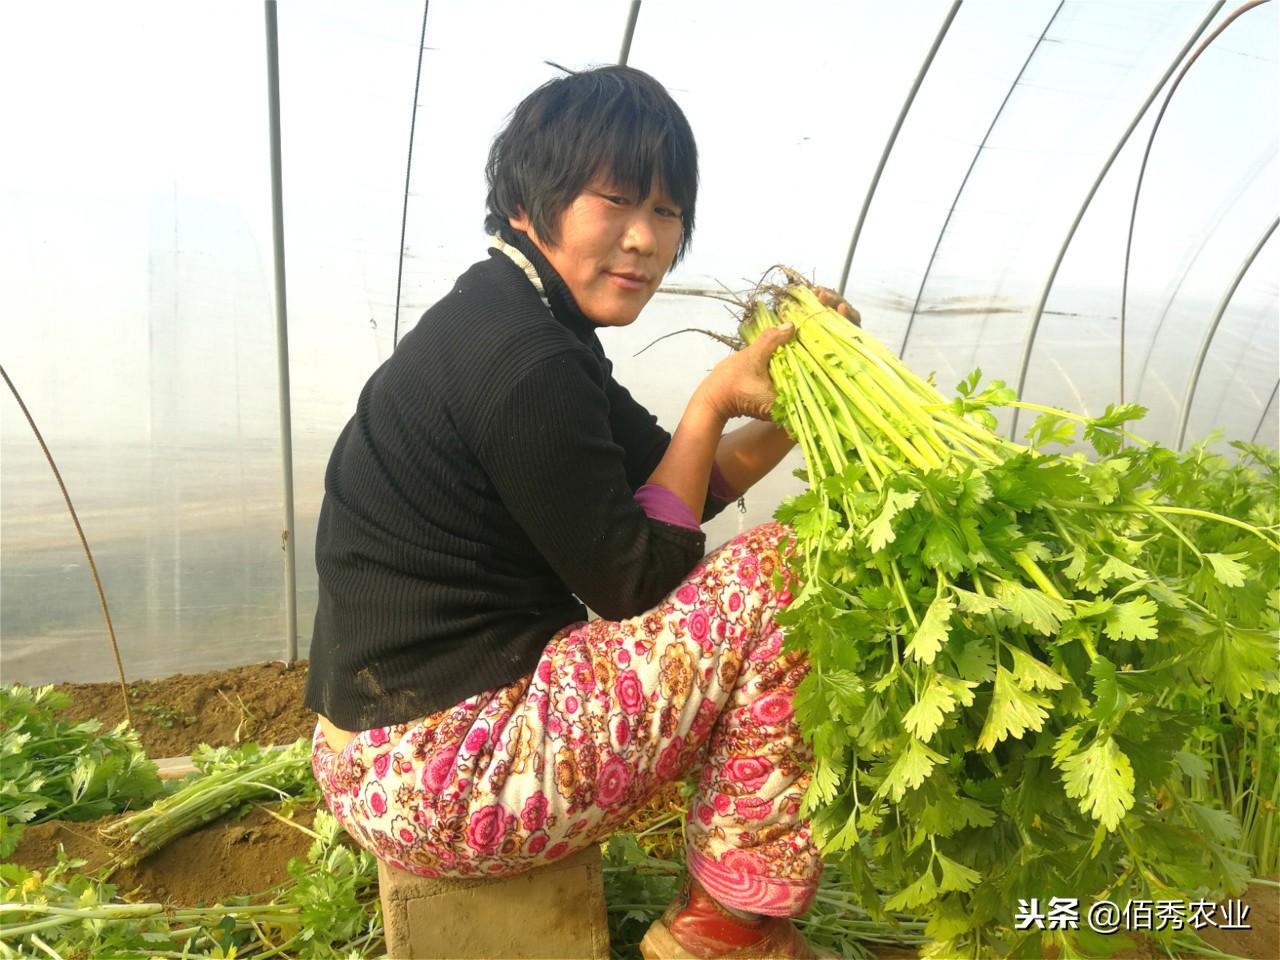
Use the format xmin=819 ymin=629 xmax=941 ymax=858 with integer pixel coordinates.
xmin=739 ymin=279 xmax=1280 ymax=958
xmin=0 ymin=809 xmax=382 ymax=958
xmin=101 ymin=738 xmax=317 ymax=865
xmin=0 ymin=685 xmax=162 ymax=832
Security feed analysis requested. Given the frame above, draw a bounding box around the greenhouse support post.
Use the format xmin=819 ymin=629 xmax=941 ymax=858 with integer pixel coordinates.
xmin=837 ymin=0 xmax=962 ymax=297
xmin=1176 ymin=215 xmax=1278 ymax=450
xmin=618 ymin=1 xmax=641 ymax=65
xmin=265 ymin=0 xmax=298 ymax=663
xmin=1120 ymin=0 xmax=1256 ymax=409
xmin=1253 ymin=380 xmax=1280 ymax=445
xmin=1131 ymin=146 xmax=1273 ymax=406
xmin=899 ymin=0 xmax=1065 ymax=359
xmin=393 ymin=0 xmax=431 ymax=350
xmin=1009 ymin=1 xmax=1226 ymax=443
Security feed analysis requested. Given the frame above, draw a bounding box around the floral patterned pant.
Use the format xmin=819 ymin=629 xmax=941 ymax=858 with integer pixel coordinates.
xmin=311 ymin=522 xmax=823 ymax=917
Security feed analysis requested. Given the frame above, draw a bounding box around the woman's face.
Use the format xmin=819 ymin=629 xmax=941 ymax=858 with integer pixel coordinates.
xmin=509 ymin=178 xmax=684 ymax=327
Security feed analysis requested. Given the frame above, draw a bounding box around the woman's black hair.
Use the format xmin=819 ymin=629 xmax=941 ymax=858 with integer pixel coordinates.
xmin=484 ymin=65 xmax=698 ymax=263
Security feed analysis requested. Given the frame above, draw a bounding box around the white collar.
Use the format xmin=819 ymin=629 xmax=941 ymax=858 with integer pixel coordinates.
xmin=489 ymin=234 xmax=551 ymax=312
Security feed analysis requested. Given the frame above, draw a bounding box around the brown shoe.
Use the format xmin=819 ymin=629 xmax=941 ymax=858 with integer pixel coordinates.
xmin=639 ymin=876 xmax=834 ymax=959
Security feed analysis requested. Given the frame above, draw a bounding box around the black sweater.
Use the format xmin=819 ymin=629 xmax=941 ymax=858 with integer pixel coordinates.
xmin=304 ymin=230 xmax=731 ymax=730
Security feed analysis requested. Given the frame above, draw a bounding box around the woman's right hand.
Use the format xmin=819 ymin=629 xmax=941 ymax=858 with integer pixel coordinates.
xmin=694 ymin=323 xmax=796 ymax=422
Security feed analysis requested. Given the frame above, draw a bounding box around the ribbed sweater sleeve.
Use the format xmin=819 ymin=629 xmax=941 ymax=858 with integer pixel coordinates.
xmin=475 ymin=349 xmax=707 ymax=622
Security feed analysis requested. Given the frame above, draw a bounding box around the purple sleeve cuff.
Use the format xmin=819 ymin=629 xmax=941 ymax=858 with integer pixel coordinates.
xmin=635 ymin=484 xmax=700 ymax=531
xmin=709 ymin=461 xmax=739 ymax=503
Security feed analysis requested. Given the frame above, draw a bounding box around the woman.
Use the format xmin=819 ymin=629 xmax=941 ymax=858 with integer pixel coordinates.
xmin=306 ymin=64 xmax=854 ymax=959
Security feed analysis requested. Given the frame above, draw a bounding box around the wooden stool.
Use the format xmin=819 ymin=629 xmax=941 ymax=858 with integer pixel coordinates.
xmin=377 ymin=844 xmax=611 ymax=959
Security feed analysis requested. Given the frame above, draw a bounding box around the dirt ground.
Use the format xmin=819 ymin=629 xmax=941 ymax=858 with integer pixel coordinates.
xmin=34 ymin=663 xmax=1280 ymax=959
xmin=1196 ymin=880 xmax=1280 ymax=960
xmin=54 ymin=659 xmax=315 ymax=757
xmin=10 ymin=803 xmax=320 ymax=906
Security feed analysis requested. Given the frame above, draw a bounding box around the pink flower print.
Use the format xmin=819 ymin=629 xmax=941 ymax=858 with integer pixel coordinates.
xmin=537 ymin=696 xmax=550 ymax=725
xmin=546 ymin=841 xmax=570 ymax=860
xmin=398 ymin=826 xmax=416 ymax=845
xmin=527 ymin=831 xmax=548 ymax=855
xmin=573 ymin=662 xmax=595 ymax=693
xmin=521 ymin=792 xmax=548 ymax=832
xmin=688 ymin=608 xmax=710 ymax=644
xmin=565 ymin=695 xmax=579 ymax=714
xmin=676 ymin=584 xmax=698 ymax=605
xmin=368 ymin=726 xmax=390 ymax=747
xmin=422 ymin=746 xmax=459 ymax=793
xmin=717 ymin=620 xmax=728 ymax=639
xmin=697 ymin=802 xmax=715 ymax=826
xmin=734 ymin=796 xmax=773 ymax=821
xmin=749 ymin=691 xmax=793 ymax=727
xmin=778 ymin=588 xmax=793 ymax=606
xmin=656 ymin=738 xmax=686 ymax=781
xmin=691 ymin=699 xmax=718 ymax=738
xmin=713 ymin=793 xmax=733 ymax=815
xmin=615 ymin=717 xmax=631 ymax=747
xmin=464 ymin=725 xmax=489 ymax=754
xmin=728 ymin=592 xmax=742 ymax=613
xmin=373 ymin=753 xmax=391 ymax=778
xmin=465 ymin=803 xmax=507 ymax=855
xmin=368 ymin=788 xmax=388 ymax=817
xmin=616 ymin=648 xmax=631 ymax=667
xmin=537 ymin=660 xmax=552 ymax=684
xmin=547 ymin=716 xmax=564 ymax=737
xmin=737 ymin=557 xmax=758 ymax=587
xmin=616 ymin=670 xmax=645 ymax=715
xmin=749 ymin=633 xmax=782 ymax=663
xmin=597 ymin=755 xmax=630 ymax=807
xmin=724 ymin=756 xmax=773 ymax=791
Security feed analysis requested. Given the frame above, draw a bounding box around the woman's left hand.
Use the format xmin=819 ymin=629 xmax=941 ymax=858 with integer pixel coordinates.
xmin=815 ymin=286 xmax=861 ymax=326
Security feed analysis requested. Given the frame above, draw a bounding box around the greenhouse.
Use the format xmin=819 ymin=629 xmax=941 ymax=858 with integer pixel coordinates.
xmin=1 ymin=1 xmax=1277 ymax=958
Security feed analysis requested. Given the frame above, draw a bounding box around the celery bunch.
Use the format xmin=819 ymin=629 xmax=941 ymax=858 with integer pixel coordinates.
xmin=740 ymin=278 xmax=1279 ymax=959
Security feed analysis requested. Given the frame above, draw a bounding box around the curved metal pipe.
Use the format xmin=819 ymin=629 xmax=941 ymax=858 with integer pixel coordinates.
xmin=1176 ymin=215 xmax=1278 ymax=449
xmin=898 ymin=1 xmax=1064 ymax=359
xmin=264 ymin=0 xmax=298 ymax=662
xmin=1204 ymin=299 xmax=1279 ymax=431
xmin=393 ymin=0 xmax=431 ymax=350
xmin=1008 ymin=1 xmax=1224 ymax=441
xmin=837 ymin=0 xmax=963 ymax=296
xmin=619 ymin=1 xmax=642 ymax=65
xmin=1119 ymin=0 xmax=1266 ymax=406
xmin=1251 ymin=379 xmax=1279 ymax=445
xmin=1132 ymin=146 xmax=1275 ymax=404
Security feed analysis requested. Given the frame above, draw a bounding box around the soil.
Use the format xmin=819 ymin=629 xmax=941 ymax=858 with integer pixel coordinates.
xmin=8 ymin=803 xmax=320 ymax=907
xmin=1197 ymin=878 xmax=1280 ymax=960
xmin=54 ymin=660 xmax=314 ymax=758
xmin=32 ymin=664 xmax=1280 ymax=959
